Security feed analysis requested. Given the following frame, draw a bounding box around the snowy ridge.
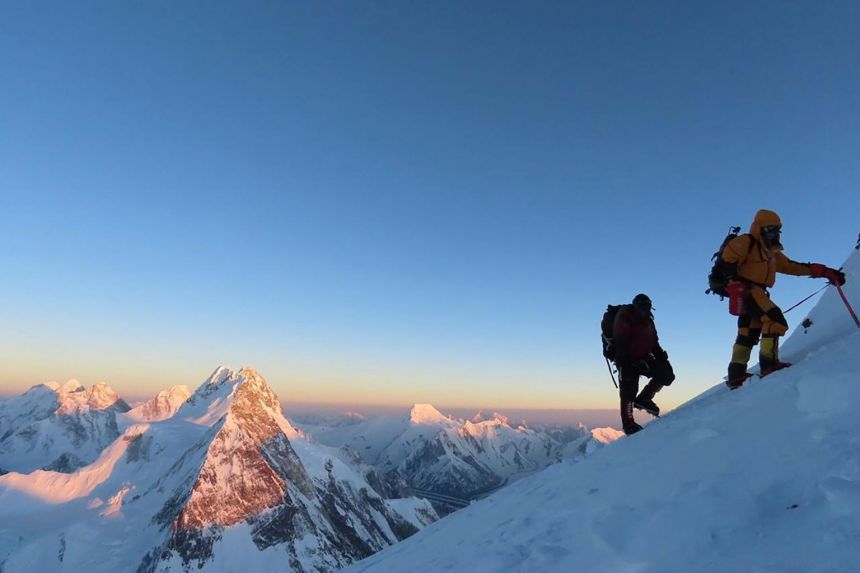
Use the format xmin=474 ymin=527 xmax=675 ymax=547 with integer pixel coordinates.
xmin=0 ymin=424 xmax=149 ymax=505
xmin=343 ymin=250 xmax=860 ymax=573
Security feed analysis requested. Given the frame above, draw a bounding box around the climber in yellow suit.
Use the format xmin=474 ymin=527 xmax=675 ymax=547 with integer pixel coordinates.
xmin=722 ymin=209 xmax=845 ymax=388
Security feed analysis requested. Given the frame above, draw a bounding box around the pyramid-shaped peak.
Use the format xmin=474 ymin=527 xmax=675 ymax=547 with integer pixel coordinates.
xmin=232 ymin=367 xmax=281 ymax=412
xmin=181 ymin=366 xmax=288 ymax=428
xmin=409 ymin=403 xmax=449 ymax=425
xmin=238 ymin=366 xmax=262 ymax=379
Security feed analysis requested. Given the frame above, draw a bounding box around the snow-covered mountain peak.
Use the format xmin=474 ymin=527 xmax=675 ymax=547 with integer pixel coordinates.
xmin=0 ymin=385 xmax=61 ymax=439
xmin=227 ymin=368 xmax=301 ymax=438
xmin=1 ymin=380 xmax=130 ymax=473
xmin=187 ymin=364 xmax=236 ymax=401
xmin=59 ymin=379 xmax=84 ymax=394
xmin=177 ymin=366 xmax=302 ymax=439
xmin=1 ymin=368 xmax=436 ymax=572
xmin=173 ymin=372 xmax=314 ymax=533
xmin=56 ymin=380 xmax=129 ymax=414
xmin=15 ymin=383 xmax=59 ymax=401
xmin=408 ymin=403 xmax=451 ymax=425
xmin=125 ymin=385 xmax=192 ymax=422
xmin=235 ymin=367 xmax=281 ymax=411
xmin=205 ymin=365 xmax=235 ymax=386
xmin=180 ymin=366 xmax=243 ymax=423
xmin=589 ymin=426 xmax=624 ymax=445
xmin=469 ymin=410 xmax=510 ymax=426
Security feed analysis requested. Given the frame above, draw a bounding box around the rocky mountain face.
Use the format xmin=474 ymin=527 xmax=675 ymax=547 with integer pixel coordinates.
xmin=0 ymin=380 xmax=130 ymax=473
xmin=0 ymin=367 xmax=435 ymax=573
xmin=147 ymin=369 xmax=429 ymax=572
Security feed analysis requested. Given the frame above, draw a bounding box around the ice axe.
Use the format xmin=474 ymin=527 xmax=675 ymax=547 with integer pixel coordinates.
xmin=604 ymin=357 xmax=618 ymax=389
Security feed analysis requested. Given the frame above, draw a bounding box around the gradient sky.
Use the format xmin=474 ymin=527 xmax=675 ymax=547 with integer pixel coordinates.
xmin=1 ymin=1 xmax=859 ymax=411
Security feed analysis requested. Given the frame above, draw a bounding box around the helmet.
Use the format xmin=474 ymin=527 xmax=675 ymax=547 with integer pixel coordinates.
xmin=632 ymin=293 xmax=653 ymax=315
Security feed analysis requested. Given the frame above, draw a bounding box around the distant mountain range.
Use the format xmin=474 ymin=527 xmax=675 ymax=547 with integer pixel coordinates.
xmin=0 ymin=368 xmax=619 ymax=572
xmin=295 ymin=403 xmax=621 ymax=513
xmin=0 ymin=367 xmax=435 ymax=572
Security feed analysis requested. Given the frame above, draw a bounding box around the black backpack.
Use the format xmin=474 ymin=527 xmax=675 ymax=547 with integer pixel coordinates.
xmin=601 ymin=304 xmax=621 ymax=356
xmin=706 ymin=226 xmax=755 ymax=298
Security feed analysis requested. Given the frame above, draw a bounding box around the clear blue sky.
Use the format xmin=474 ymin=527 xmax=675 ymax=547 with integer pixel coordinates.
xmin=1 ymin=1 xmax=858 ymax=409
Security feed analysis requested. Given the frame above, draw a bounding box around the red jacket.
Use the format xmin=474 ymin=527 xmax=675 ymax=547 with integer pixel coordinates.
xmin=612 ymin=305 xmax=660 ymax=363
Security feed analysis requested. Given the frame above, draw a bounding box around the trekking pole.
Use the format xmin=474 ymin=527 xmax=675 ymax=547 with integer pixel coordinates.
xmin=604 ymin=357 xmax=618 ymax=389
xmin=783 ymin=283 xmax=831 ymax=314
xmin=834 ymin=282 xmax=860 ymax=328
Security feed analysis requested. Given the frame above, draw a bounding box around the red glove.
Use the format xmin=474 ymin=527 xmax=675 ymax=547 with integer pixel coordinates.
xmin=809 ymin=263 xmax=826 ymax=278
xmin=825 ymin=268 xmax=846 ymax=286
xmin=810 ymin=263 xmax=846 ymax=286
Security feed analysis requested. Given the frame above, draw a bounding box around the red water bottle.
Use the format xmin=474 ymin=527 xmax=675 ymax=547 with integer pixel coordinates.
xmin=726 ymin=281 xmax=747 ymax=316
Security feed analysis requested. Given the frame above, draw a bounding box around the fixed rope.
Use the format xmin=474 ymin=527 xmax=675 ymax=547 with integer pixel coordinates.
xmin=783 ymin=283 xmax=831 ymax=314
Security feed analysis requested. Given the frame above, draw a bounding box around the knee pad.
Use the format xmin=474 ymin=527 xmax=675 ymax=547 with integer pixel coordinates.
xmin=762 ymin=318 xmax=788 ymax=336
xmin=766 ymin=307 xmax=788 ymax=327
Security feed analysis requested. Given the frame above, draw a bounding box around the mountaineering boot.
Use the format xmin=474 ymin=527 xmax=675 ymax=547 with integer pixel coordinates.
xmin=759 ymin=335 xmax=791 ymax=377
xmin=633 ymin=396 xmax=659 ymax=417
xmin=726 ymin=362 xmax=751 ymax=390
xmin=759 ymin=358 xmax=791 ymax=377
xmin=634 ymin=380 xmax=662 ymax=416
xmin=621 ymin=400 xmax=642 ymax=435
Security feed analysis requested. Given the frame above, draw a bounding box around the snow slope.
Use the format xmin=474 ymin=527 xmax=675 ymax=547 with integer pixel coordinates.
xmin=344 ymin=250 xmax=860 ymax=573
xmin=781 ymin=245 xmax=859 ymax=362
